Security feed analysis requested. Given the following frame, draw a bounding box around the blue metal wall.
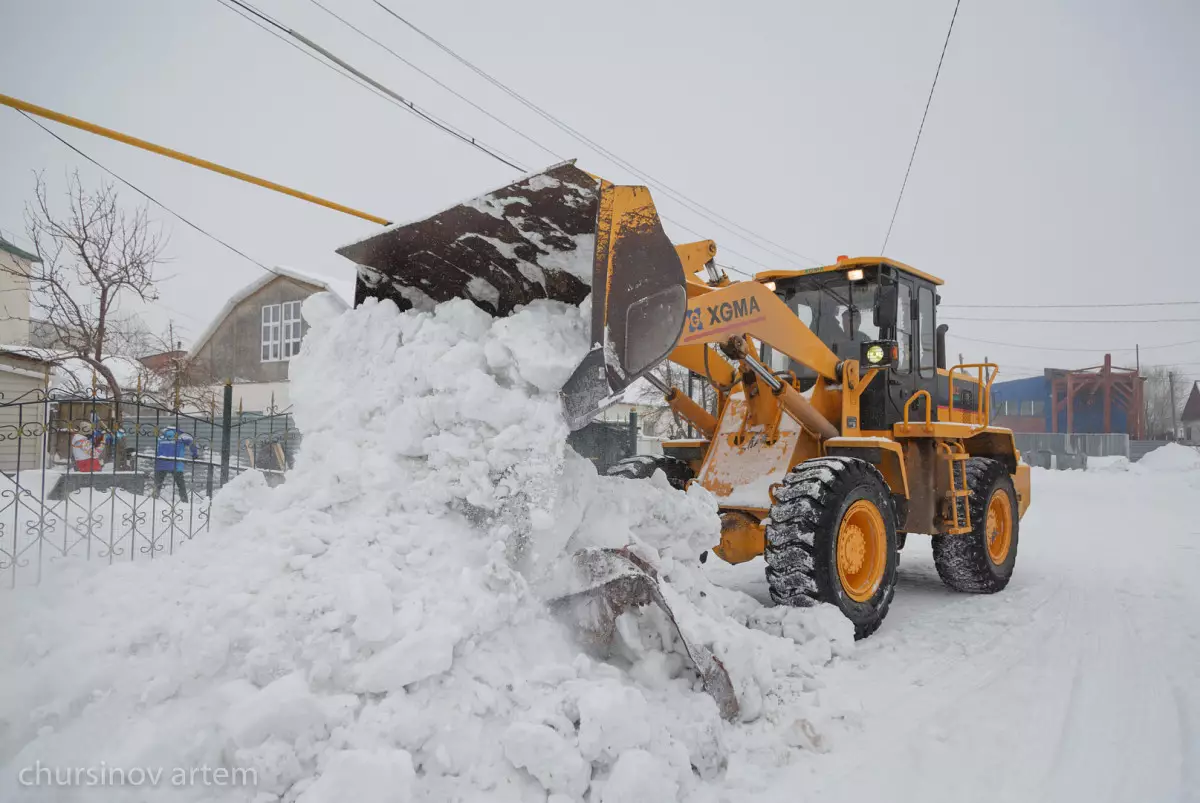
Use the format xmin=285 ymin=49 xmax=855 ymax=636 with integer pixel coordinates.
xmin=991 ymin=375 xmax=1131 ymax=433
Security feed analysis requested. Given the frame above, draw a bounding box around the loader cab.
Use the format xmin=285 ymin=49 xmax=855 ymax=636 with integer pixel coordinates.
xmin=759 ymin=258 xmax=947 ymax=431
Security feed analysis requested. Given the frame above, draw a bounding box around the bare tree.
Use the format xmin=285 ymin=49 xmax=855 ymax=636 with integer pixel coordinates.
xmin=1144 ymin=366 xmax=1191 ymax=438
xmin=136 ymin=324 xmax=220 ymax=415
xmin=5 ymin=173 xmax=166 ymax=414
xmin=627 ymin=360 xmax=726 ymax=439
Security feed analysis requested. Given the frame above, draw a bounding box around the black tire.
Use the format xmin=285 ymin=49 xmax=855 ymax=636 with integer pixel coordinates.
xmin=932 ymin=458 xmax=1019 ymax=593
xmin=605 ymin=455 xmax=694 ymax=490
xmin=765 ymin=457 xmax=899 ymax=639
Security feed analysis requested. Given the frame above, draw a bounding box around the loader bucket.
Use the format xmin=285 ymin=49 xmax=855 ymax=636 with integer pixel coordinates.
xmin=560 ymin=182 xmax=688 ymax=430
xmin=337 ymin=162 xmax=687 ymax=432
xmin=548 ymin=547 xmax=739 ymax=721
xmin=337 ymin=162 xmax=600 ymax=316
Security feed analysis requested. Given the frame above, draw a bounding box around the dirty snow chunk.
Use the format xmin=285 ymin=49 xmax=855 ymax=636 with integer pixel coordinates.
xmin=223 ymin=672 xmax=328 ymax=748
xmin=354 ymin=627 xmax=460 ymax=692
xmin=342 ymin=571 xmax=394 ymax=642
xmin=298 ymin=749 xmax=415 ymax=803
xmin=502 ymin=722 xmax=590 ymax=798
xmin=602 ymin=750 xmax=679 ymax=803
xmin=466 ymin=276 xmax=501 ymax=308
xmin=1138 ymin=442 xmax=1200 ymax=471
xmin=578 ymin=685 xmax=653 ymax=761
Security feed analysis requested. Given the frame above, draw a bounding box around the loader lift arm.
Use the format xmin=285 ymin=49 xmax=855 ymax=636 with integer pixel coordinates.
xmin=677 ymin=281 xmax=841 ymax=382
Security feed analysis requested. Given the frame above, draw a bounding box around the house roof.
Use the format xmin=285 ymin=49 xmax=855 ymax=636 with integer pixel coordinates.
xmin=1182 ymin=382 xmax=1200 ymax=423
xmin=0 ymin=346 xmax=144 ymax=394
xmin=0 ymin=234 xmax=40 ymax=264
xmin=187 ymin=266 xmax=350 ymax=359
xmin=0 ymin=345 xmax=58 ymax=365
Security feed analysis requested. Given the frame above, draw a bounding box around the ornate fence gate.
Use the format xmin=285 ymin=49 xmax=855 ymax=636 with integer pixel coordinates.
xmin=0 ymin=385 xmax=300 ymax=588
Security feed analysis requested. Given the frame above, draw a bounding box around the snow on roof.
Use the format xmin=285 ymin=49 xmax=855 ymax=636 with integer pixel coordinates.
xmin=0 ymin=344 xmax=59 ymax=363
xmin=187 ymin=266 xmax=351 ymax=359
xmin=0 ymin=233 xmax=40 ymax=264
xmin=0 ymin=346 xmax=152 ymax=395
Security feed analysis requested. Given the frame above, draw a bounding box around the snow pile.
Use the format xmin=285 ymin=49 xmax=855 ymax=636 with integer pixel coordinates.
xmin=0 ymin=297 xmax=851 ymax=802
xmin=1137 ymin=442 xmax=1200 ymax=472
xmin=1086 ymin=455 xmax=1132 ymax=472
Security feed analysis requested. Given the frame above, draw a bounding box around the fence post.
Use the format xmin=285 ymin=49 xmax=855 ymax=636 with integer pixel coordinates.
xmin=628 ymin=411 xmax=638 ymax=457
xmin=219 ymin=381 xmax=233 ymax=486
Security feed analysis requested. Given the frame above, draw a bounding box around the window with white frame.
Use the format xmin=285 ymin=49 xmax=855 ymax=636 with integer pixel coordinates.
xmin=261 ymin=304 xmax=280 ymax=361
xmin=282 ymin=300 xmax=303 ymax=358
xmin=261 ymin=301 xmax=304 ymax=361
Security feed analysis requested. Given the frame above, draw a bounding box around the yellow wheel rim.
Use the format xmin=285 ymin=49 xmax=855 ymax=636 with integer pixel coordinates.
xmin=836 ymin=500 xmax=887 ymax=602
xmin=985 ymin=489 xmax=1013 ymax=565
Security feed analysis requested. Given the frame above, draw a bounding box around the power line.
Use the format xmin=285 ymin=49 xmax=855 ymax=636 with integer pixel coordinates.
xmin=951 ymin=333 xmax=1200 ymax=353
xmin=14 ymin=110 xmax=277 ymax=278
xmin=302 ymin=0 xmax=562 ymax=164
xmin=227 ymin=0 xmax=783 ymax=276
xmin=371 ymin=0 xmax=822 ymax=269
xmin=880 ymin=0 xmax=961 ymax=254
xmin=943 ymin=316 xmax=1200 ymax=324
xmin=220 ymin=0 xmax=525 ymax=171
xmin=943 ymin=300 xmax=1200 ymax=309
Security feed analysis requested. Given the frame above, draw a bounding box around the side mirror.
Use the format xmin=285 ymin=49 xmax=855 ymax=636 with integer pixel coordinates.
xmin=875 ymin=283 xmax=898 ymax=330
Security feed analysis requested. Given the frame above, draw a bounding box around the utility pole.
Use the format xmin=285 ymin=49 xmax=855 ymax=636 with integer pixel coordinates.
xmin=1169 ymin=371 xmax=1178 ymax=438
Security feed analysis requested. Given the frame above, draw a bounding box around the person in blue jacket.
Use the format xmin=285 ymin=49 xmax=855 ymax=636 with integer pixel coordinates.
xmin=153 ymin=427 xmax=199 ymax=502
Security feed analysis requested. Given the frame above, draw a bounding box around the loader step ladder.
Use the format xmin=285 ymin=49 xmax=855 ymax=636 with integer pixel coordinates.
xmin=942 ymin=447 xmax=972 ymax=535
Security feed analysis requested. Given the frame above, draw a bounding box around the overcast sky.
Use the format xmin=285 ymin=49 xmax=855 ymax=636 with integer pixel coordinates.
xmin=1 ymin=0 xmax=1197 ymax=380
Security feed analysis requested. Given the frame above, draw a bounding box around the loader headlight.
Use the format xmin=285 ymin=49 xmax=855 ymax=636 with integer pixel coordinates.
xmin=861 ymin=339 xmax=899 ymax=367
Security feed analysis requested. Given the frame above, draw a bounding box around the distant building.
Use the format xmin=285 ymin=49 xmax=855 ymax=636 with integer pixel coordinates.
xmin=990 ymin=376 xmax=1049 ymax=433
xmin=0 ymin=233 xmax=39 ymax=346
xmin=186 ymin=267 xmax=348 ymax=413
xmin=1183 ymin=382 xmax=1200 ymax=443
xmin=990 ymin=356 xmax=1144 ymax=437
xmin=139 ymin=349 xmax=187 ymax=375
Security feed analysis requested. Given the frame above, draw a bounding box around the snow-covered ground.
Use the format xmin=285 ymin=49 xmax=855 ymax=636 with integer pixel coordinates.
xmin=709 ymin=450 xmax=1200 ymax=803
xmin=0 ymin=293 xmax=1196 ymax=803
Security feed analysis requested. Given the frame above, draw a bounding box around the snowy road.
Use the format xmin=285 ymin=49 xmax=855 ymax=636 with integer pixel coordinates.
xmin=708 ymin=462 xmax=1200 ymax=803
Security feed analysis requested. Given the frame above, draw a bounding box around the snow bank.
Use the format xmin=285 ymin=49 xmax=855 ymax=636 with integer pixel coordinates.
xmin=1138 ymin=442 xmax=1200 ymax=472
xmin=1086 ymin=455 xmax=1132 ymax=472
xmin=0 ymin=297 xmax=851 ymax=802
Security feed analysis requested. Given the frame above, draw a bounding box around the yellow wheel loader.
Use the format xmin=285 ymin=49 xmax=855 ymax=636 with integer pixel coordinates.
xmin=341 ymin=161 xmax=1032 ymax=643
xmin=0 ymin=91 xmax=1029 ymax=713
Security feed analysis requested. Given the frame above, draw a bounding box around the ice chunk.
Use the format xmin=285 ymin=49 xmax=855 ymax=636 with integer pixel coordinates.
xmin=578 ymin=685 xmax=652 ymax=762
xmin=342 ymin=571 xmax=394 ymax=643
xmin=298 ymin=749 xmax=415 ymax=803
xmin=223 ymin=672 xmax=328 ymax=748
xmin=354 ymin=626 xmax=460 ymax=692
xmin=601 ymin=749 xmax=679 ymax=803
xmin=502 ymin=722 xmax=590 ymax=797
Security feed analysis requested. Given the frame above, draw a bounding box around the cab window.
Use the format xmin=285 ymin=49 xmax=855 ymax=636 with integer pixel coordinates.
xmin=918 ymin=286 xmax=935 ymax=376
xmin=895 ymin=281 xmax=913 ymax=374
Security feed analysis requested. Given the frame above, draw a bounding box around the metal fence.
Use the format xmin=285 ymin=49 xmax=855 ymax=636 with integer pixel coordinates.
xmin=1014 ymin=433 xmax=1130 ymax=459
xmin=0 ymin=385 xmax=299 ymax=588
